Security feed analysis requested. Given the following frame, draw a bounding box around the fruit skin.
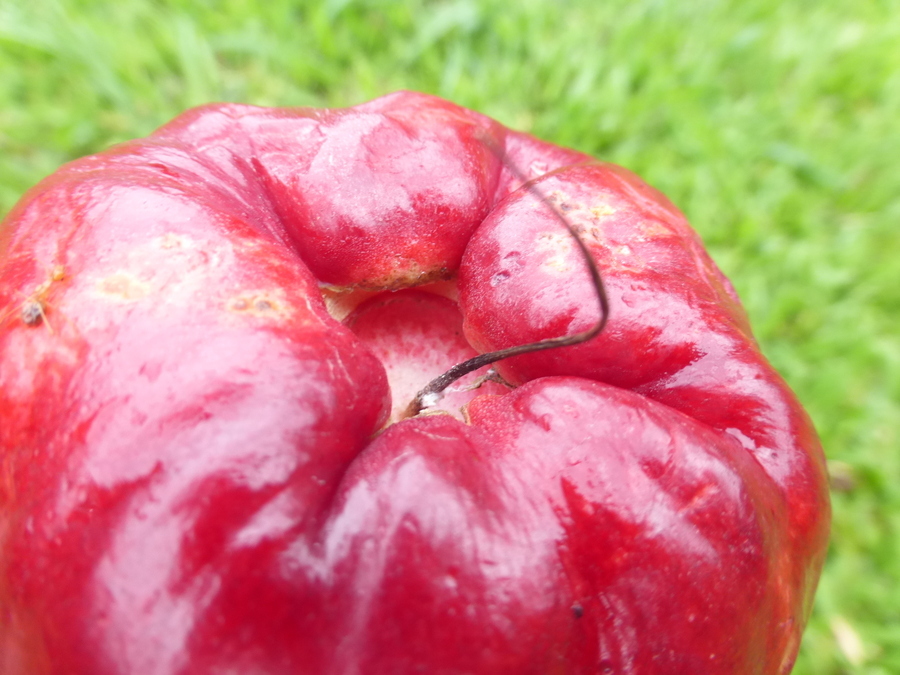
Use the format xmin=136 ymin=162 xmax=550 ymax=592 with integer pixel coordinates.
xmin=0 ymin=91 xmax=828 ymax=674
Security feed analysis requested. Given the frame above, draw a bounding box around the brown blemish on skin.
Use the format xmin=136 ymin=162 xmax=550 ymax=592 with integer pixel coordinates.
xmin=359 ymin=264 xmax=452 ymax=293
xmin=228 ymin=293 xmax=288 ymax=318
xmin=321 ymin=263 xmax=453 ymax=299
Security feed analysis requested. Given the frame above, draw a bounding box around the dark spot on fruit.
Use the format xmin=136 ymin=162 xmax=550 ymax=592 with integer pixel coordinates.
xmin=571 ymin=602 xmax=584 ymax=619
xmin=255 ymin=299 xmax=273 ymax=311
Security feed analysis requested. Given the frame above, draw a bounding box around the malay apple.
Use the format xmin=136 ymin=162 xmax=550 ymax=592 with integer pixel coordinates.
xmin=0 ymin=91 xmax=829 ymax=674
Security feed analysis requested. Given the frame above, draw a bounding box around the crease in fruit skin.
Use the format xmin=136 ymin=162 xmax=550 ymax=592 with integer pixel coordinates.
xmin=0 ymin=91 xmax=827 ymax=674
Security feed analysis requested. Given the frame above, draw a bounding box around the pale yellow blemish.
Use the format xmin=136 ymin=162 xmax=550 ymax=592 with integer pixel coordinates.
xmin=543 ymin=191 xmax=618 ymax=244
xmin=544 ymin=258 xmax=573 ymax=274
xmin=590 ymin=203 xmax=617 ymax=218
xmin=158 ymin=233 xmax=188 ymax=249
xmin=533 ymin=226 xmax=647 ymax=276
xmin=539 ymin=192 xmax=661 ymax=275
xmin=96 ymin=274 xmax=151 ymax=301
xmin=639 ymin=220 xmax=677 ymax=238
xmin=535 ymin=231 xmax=576 ymax=276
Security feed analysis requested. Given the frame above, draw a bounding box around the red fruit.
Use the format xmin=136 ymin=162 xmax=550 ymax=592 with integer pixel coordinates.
xmin=0 ymin=91 xmax=828 ymax=674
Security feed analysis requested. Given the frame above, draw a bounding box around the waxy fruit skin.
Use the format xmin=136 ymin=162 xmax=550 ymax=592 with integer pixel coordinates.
xmin=0 ymin=91 xmax=829 ymax=674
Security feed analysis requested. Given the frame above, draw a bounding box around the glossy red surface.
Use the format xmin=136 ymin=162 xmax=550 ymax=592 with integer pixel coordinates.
xmin=0 ymin=91 xmax=828 ymax=674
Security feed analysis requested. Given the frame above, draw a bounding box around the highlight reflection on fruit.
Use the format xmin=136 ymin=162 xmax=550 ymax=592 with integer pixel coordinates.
xmin=0 ymin=91 xmax=829 ymax=674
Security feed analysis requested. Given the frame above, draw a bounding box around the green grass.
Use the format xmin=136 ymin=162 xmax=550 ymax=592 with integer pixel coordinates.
xmin=1 ymin=0 xmax=898 ymax=671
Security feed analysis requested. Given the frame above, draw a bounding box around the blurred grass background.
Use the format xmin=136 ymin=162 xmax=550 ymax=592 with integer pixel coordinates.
xmin=1 ymin=0 xmax=897 ymax=672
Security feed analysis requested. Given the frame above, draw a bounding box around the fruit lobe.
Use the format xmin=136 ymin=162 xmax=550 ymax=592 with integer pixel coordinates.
xmin=0 ymin=91 xmax=828 ymax=674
